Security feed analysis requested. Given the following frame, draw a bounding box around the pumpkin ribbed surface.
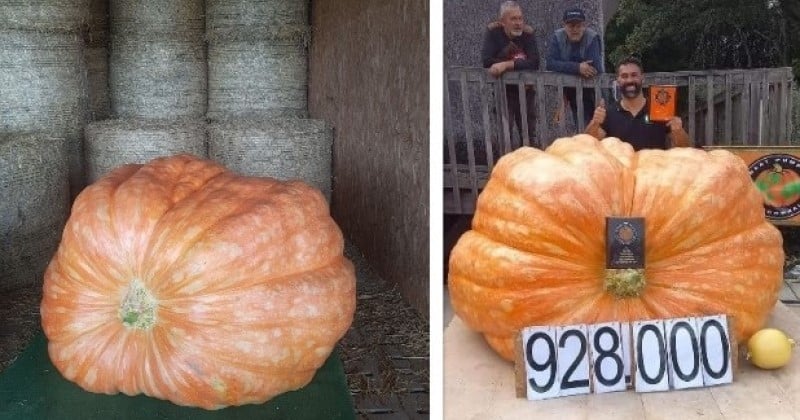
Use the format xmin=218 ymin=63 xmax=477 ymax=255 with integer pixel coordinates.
xmin=41 ymin=154 xmax=356 ymax=409
xmin=448 ymin=135 xmax=784 ymax=362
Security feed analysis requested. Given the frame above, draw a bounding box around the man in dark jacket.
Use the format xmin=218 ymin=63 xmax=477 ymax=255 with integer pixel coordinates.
xmin=481 ymin=1 xmax=540 ymax=151
xmin=546 ymin=7 xmax=604 ymax=130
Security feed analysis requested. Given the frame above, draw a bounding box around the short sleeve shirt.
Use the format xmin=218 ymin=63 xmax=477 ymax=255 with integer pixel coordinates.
xmin=601 ymin=100 xmax=669 ymax=151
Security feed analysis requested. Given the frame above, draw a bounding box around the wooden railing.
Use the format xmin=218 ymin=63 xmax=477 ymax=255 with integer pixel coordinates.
xmin=444 ymin=66 xmax=795 ymax=214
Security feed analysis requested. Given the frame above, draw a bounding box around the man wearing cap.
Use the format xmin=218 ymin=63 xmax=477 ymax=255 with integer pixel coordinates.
xmin=546 ymin=7 xmax=604 ymax=129
xmin=482 ymin=1 xmax=540 ymax=151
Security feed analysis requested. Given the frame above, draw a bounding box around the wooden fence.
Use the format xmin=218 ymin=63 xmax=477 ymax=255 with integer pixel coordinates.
xmin=444 ymin=66 xmax=795 ymax=214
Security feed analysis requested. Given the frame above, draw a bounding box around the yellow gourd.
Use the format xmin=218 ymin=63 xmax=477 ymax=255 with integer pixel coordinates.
xmin=746 ymin=328 xmax=796 ymax=369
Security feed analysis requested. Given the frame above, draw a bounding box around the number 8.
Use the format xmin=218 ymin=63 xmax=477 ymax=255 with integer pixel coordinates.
xmin=594 ymin=326 xmax=624 ymax=386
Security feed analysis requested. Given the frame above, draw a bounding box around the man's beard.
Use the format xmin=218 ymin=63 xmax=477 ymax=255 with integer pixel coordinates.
xmin=509 ymin=28 xmax=523 ymax=37
xmin=621 ymin=82 xmax=642 ymax=99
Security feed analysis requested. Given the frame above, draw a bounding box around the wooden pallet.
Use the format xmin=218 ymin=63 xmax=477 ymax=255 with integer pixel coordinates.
xmin=444 ymin=303 xmax=800 ymax=419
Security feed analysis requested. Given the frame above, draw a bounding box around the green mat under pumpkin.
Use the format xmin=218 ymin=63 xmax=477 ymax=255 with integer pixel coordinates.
xmin=0 ymin=332 xmax=355 ymax=420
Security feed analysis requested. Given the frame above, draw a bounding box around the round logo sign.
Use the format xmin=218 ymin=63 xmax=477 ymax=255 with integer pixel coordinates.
xmin=614 ymin=222 xmax=637 ymax=245
xmin=749 ymin=154 xmax=800 ymax=219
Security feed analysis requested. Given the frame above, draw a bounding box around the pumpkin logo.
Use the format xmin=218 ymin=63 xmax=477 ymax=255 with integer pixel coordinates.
xmin=749 ymin=154 xmax=800 ymax=219
xmin=614 ymin=222 xmax=637 ymax=245
xmin=654 ymin=88 xmax=672 ymax=106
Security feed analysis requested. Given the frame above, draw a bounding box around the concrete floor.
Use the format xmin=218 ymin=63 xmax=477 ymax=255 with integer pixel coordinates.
xmin=443 ymin=285 xmax=454 ymax=330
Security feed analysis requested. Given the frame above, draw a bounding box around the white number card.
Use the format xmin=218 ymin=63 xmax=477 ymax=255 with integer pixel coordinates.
xmin=517 ymin=314 xmax=735 ymax=400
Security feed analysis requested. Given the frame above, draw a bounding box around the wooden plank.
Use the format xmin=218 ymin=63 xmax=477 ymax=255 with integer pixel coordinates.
xmin=536 ymin=74 xmax=546 ymax=148
xmin=522 ymin=72 xmax=540 ymax=147
xmin=460 ymin=71 xmax=479 ymax=202
xmin=761 ymin=71 xmax=770 ymax=145
xmin=497 ymin=79 xmax=513 ymax=155
xmin=517 ymin=81 xmax=530 ymax=147
xmin=576 ymin=77 xmax=585 ymax=132
xmin=688 ymin=76 xmax=696 ymax=142
xmin=444 ymin=190 xmax=471 ymax=215
xmin=705 ymin=74 xmax=714 ymax=146
xmin=442 ymin=164 xmax=490 ymax=189
xmin=724 ymin=73 xmax=732 ymax=144
xmin=778 ymin=76 xmax=788 ymax=144
xmin=789 ymin=79 xmax=795 ymax=143
xmin=741 ymin=73 xmax=750 ymax=145
xmin=443 ymin=77 xmax=462 ymax=212
xmin=557 ymin=76 xmax=566 ymax=134
xmin=478 ymin=73 xmax=495 ymax=171
xmin=749 ymin=75 xmax=761 ymax=144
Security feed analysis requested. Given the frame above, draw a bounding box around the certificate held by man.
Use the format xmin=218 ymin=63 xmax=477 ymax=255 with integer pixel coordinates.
xmin=649 ymin=85 xmax=677 ymax=122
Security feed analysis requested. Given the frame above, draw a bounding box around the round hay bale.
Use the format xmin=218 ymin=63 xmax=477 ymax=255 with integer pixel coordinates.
xmin=208 ymin=119 xmax=332 ymax=201
xmin=110 ymin=0 xmax=204 ymax=40
xmin=85 ymin=118 xmax=208 ymax=182
xmin=207 ymin=41 xmax=308 ymax=119
xmin=0 ymin=133 xmax=69 ymax=292
xmin=206 ymin=0 xmax=309 ymax=43
xmin=109 ymin=40 xmax=207 ymax=119
xmin=86 ymin=46 xmax=110 ymax=121
xmin=0 ymin=0 xmax=88 ymax=32
xmin=0 ymin=30 xmax=88 ymax=198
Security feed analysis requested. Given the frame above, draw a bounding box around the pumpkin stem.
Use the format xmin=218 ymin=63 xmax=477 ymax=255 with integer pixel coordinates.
xmin=604 ymin=268 xmax=646 ymax=298
xmin=119 ymin=279 xmax=157 ymax=330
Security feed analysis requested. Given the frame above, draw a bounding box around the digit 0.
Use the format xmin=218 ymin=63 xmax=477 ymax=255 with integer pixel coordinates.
xmin=636 ymin=324 xmax=667 ymax=385
xmin=669 ymin=320 xmax=701 ymax=383
xmin=700 ymin=318 xmax=730 ymax=380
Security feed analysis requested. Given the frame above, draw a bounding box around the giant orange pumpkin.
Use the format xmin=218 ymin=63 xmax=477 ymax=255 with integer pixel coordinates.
xmin=449 ymin=135 xmax=784 ymax=362
xmin=41 ymin=154 xmax=356 ymax=409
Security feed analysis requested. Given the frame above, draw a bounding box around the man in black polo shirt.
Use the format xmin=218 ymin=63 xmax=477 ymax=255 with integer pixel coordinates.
xmin=585 ymin=56 xmax=691 ymax=150
xmin=482 ymin=1 xmax=540 ymax=151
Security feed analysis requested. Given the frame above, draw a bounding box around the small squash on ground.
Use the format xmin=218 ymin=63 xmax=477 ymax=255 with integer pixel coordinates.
xmin=41 ymin=154 xmax=356 ymax=409
xmin=746 ymin=328 xmax=796 ymax=369
xmin=449 ymin=135 xmax=784 ymax=362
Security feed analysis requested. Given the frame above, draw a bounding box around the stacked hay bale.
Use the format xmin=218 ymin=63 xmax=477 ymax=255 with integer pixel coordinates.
xmin=85 ymin=119 xmax=207 ymax=183
xmin=0 ymin=1 xmax=88 ymax=32
xmin=109 ymin=0 xmax=206 ymax=119
xmin=0 ymin=0 xmax=89 ymax=198
xmin=208 ymin=119 xmax=332 ymax=197
xmin=88 ymin=0 xmax=208 ymax=181
xmin=206 ymin=0 xmax=333 ymax=200
xmin=0 ymin=134 xmax=69 ymax=291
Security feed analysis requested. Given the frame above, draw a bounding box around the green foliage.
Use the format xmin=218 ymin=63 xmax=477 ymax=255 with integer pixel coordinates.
xmin=605 ymin=0 xmax=790 ymax=73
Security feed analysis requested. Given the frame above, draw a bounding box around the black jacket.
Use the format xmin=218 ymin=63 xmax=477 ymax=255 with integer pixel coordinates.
xmin=481 ymin=23 xmax=539 ymax=71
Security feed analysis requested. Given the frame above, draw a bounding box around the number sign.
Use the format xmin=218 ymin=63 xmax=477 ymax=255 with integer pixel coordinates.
xmin=519 ymin=315 xmax=734 ymax=400
xmin=556 ymin=325 xmax=591 ymax=396
xmin=589 ymin=322 xmax=627 ymax=394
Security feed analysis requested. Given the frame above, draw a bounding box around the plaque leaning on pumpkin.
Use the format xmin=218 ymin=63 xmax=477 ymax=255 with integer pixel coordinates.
xmin=40 ymin=154 xmax=356 ymax=410
xmin=448 ymin=135 xmax=789 ymax=373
